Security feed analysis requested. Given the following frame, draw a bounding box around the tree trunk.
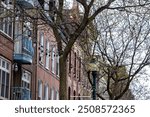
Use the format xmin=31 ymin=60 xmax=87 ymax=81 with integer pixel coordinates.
xmin=59 ymin=55 xmax=68 ymax=100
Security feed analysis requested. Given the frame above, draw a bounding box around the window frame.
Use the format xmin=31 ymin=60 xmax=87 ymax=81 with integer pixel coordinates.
xmin=56 ymin=53 xmax=59 ymax=77
xmin=39 ymin=32 xmax=44 ymax=65
xmin=0 ymin=1 xmax=13 ymax=38
xmin=51 ymin=47 xmax=55 ymax=74
xmin=0 ymin=56 xmax=11 ymax=99
xmin=38 ymin=80 xmax=42 ymax=100
xmin=44 ymin=83 xmax=49 ymax=100
xmin=45 ymin=40 xmax=50 ymax=70
xmin=21 ymin=69 xmax=31 ymax=89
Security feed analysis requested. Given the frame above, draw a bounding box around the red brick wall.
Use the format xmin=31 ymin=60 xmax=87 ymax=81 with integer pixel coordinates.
xmin=0 ymin=32 xmax=13 ymax=61
xmin=34 ymin=26 xmax=59 ymax=100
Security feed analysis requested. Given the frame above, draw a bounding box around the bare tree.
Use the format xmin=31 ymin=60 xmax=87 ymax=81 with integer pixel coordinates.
xmin=81 ymin=4 xmax=150 ymax=99
xmin=1 ymin=0 xmax=150 ymax=100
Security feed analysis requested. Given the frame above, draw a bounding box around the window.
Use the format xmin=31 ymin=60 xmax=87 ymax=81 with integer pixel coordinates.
xmin=45 ymin=41 xmax=50 ymax=69
xmin=49 ymin=0 xmax=55 ymax=11
xmin=44 ymin=1 xmax=49 ymax=10
xmin=51 ymin=47 xmax=55 ymax=73
xmin=14 ymin=20 xmax=20 ymax=39
xmin=44 ymin=84 xmax=49 ymax=100
xmin=21 ymin=70 xmax=31 ymax=89
xmin=49 ymin=0 xmax=56 ymax=21
xmin=0 ymin=57 xmax=11 ymax=99
xmin=51 ymin=88 xmax=55 ymax=100
xmin=39 ymin=32 xmax=44 ymax=65
xmin=78 ymin=58 xmax=81 ymax=82
xmin=68 ymin=87 xmax=71 ymax=100
xmin=0 ymin=0 xmax=13 ymax=37
xmin=38 ymin=80 xmax=42 ymax=100
xmin=73 ymin=90 xmax=76 ymax=100
xmin=0 ymin=17 xmax=13 ymax=37
xmin=74 ymin=52 xmax=76 ymax=78
xmin=56 ymin=51 xmax=59 ymax=76
xmin=69 ymin=52 xmax=72 ymax=73
xmin=14 ymin=20 xmax=22 ymax=53
xmin=21 ymin=69 xmax=31 ymax=100
xmin=56 ymin=90 xmax=59 ymax=100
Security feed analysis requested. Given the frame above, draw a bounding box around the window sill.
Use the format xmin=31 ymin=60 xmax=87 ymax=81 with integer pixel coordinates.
xmin=0 ymin=30 xmax=13 ymax=41
xmin=45 ymin=66 xmax=49 ymax=70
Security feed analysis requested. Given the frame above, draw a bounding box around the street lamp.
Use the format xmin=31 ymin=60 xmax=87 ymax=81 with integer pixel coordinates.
xmin=88 ymin=58 xmax=98 ymax=100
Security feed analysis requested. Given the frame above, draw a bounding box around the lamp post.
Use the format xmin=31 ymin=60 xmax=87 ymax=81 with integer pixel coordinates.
xmin=92 ymin=70 xmax=97 ymax=100
xmin=88 ymin=58 xmax=98 ymax=100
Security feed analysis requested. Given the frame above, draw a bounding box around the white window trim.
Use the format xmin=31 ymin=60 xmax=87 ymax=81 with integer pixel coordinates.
xmin=56 ymin=55 xmax=59 ymax=77
xmin=44 ymin=84 xmax=49 ymax=100
xmin=51 ymin=88 xmax=55 ymax=100
xmin=45 ymin=41 xmax=50 ymax=70
xmin=38 ymin=80 xmax=42 ymax=100
xmin=39 ymin=32 xmax=44 ymax=65
xmin=51 ymin=47 xmax=55 ymax=74
xmin=22 ymin=69 xmax=31 ymax=84
xmin=0 ymin=1 xmax=13 ymax=38
xmin=0 ymin=56 xmax=11 ymax=99
xmin=0 ymin=18 xmax=13 ymax=38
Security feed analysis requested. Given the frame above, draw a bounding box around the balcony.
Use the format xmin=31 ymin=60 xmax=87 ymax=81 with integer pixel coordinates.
xmin=14 ymin=36 xmax=34 ymax=64
xmin=12 ymin=87 xmax=31 ymax=100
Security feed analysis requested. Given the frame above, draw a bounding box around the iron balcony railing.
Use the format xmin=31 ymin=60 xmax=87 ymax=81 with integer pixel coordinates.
xmin=12 ymin=87 xmax=31 ymax=100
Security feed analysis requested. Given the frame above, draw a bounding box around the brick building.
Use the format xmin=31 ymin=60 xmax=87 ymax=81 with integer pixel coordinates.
xmin=0 ymin=0 xmax=13 ymax=100
xmin=0 ymin=0 xmax=91 ymax=100
xmin=0 ymin=29 xmax=13 ymax=100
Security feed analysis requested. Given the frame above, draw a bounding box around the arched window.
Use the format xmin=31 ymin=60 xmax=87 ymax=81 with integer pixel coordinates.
xmin=51 ymin=88 xmax=55 ymax=100
xmin=45 ymin=41 xmax=50 ymax=70
xmin=68 ymin=87 xmax=71 ymax=100
xmin=51 ymin=47 xmax=55 ymax=73
xmin=44 ymin=84 xmax=49 ymax=100
xmin=38 ymin=80 xmax=42 ymax=100
xmin=39 ymin=32 xmax=44 ymax=65
xmin=56 ymin=90 xmax=59 ymax=100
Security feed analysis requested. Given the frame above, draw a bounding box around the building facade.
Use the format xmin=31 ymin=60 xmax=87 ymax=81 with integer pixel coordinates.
xmin=0 ymin=0 xmax=14 ymax=100
xmin=0 ymin=28 xmax=13 ymax=100
xmin=0 ymin=0 xmax=91 ymax=100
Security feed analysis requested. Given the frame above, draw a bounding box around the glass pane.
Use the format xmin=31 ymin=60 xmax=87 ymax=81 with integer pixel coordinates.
xmin=5 ymin=86 xmax=8 ymax=98
xmin=4 ymin=19 xmax=8 ymax=34
xmin=2 ymin=71 xmax=5 ymax=84
xmin=1 ymin=85 xmax=5 ymax=97
xmin=0 ymin=70 xmax=1 ymax=84
xmin=2 ymin=61 xmax=5 ymax=68
xmin=38 ymin=80 xmax=42 ymax=99
xmin=56 ymin=63 xmax=58 ymax=75
xmin=44 ymin=85 xmax=46 ymax=99
xmin=6 ymin=73 xmax=9 ymax=86
xmin=40 ymin=33 xmax=44 ymax=46
xmin=6 ymin=62 xmax=9 ymax=70
xmin=8 ymin=22 xmax=12 ymax=37
xmin=22 ymin=81 xmax=25 ymax=87
xmin=27 ymin=83 xmax=29 ymax=89
xmin=0 ymin=18 xmax=3 ymax=30
xmin=25 ymin=82 xmax=27 ymax=87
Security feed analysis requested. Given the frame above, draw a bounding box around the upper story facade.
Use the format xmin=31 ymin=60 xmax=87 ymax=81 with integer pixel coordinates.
xmin=0 ymin=0 xmax=91 ymax=100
